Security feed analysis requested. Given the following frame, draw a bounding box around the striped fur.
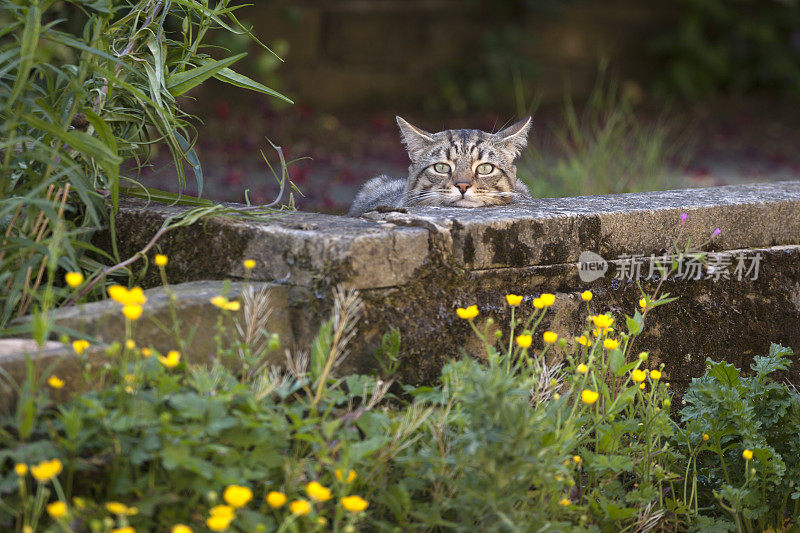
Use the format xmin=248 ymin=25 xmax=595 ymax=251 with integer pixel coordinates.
xmin=348 ymin=116 xmax=533 ymax=217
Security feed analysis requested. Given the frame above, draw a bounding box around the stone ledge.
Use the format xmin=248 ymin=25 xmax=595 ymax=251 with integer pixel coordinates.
xmin=115 ymin=182 xmax=800 ymax=290
xmin=113 ymin=199 xmax=432 ymax=289
xmin=1 ymin=281 xmax=293 ymax=409
xmin=362 ymin=181 xmax=800 ymax=270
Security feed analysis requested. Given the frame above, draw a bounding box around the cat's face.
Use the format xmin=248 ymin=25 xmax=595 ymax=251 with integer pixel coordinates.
xmin=397 ymin=116 xmax=531 ymax=208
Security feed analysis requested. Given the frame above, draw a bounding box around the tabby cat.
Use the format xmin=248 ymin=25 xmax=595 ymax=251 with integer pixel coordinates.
xmin=348 ymin=116 xmax=532 ymax=216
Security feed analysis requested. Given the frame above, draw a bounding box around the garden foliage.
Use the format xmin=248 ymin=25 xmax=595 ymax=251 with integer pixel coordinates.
xmin=2 ymin=258 xmax=798 ymax=531
xmin=0 ymin=0 xmax=291 ymax=328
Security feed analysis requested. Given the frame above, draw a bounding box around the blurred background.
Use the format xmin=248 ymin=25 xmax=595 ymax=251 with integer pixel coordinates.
xmin=137 ymin=0 xmax=800 ymax=213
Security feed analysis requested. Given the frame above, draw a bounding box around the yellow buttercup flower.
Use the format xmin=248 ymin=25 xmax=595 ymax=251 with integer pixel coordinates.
xmin=581 ymin=389 xmax=599 ymax=405
xmin=539 ymin=293 xmax=556 ymax=307
xmin=743 ymin=449 xmax=753 ymax=460
xmin=581 ymin=290 xmax=592 ymax=302
xmin=533 ymin=297 xmax=544 ymax=309
xmin=639 ymin=298 xmax=647 ymax=309
xmin=456 ymin=305 xmax=478 ymax=320
xmin=577 ymin=335 xmax=590 ymax=346
xmin=172 ymin=525 xmax=193 ymax=533
xmin=223 ymin=485 xmax=253 ymax=508
xmin=266 ymin=491 xmax=287 ymax=508
xmin=243 ymin=259 xmax=256 ymax=269
xmin=702 ymin=433 xmax=710 ymax=441
xmin=576 ymin=364 xmax=588 ymax=374
xmin=505 ymin=294 xmax=523 ymax=306
xmin=209 ymin=505 xmax=235 ymax=519
xmin=111 ymin=528 xmax=135 ymax=533
xmin=65 ymin=272 xmax=84 ymax=288
xmin=141 ymin=347 xmax=152 ymax=357
xmin=14 ymin=463 xmax=27 ymax=476
xmin=603 ymin=338 xmax=619 ymax=350
xmin=592 ymin=314 xmax=614 ymax=330
xmin=316 ymin=517 xmax=328 ymax=526
xmin=31 ymin=459 xmax=63 ymax=482
xmin=543 ymin=331 xmax=558 ymax=344
xmin=639 ymin=383 xmax=646 ymax=390
xmin=210 ymin=296 xmax=228 ymax=309
xmin=631 ymin=369 xmax=647 ymax=383
xmin=47 ymin=500 xmax=67 ymax=519
xmin=341 ymin=495 xmax=369 ymax=513
xmin=158 ymin=350 xmax=181 ymax=368
xmin=122 ymin=304 xmax=143 ymax=321
xmin=335 ymin=469 xmax=357 ymax=483
xmin=125 ymin=339 xmax=136 ymax=350
xmin=306 ymin=481 xmax=331 ymax=502
xmin=47 ymin=375 xmax=65 ymax=389
xmin=206 ymin=515 xmax=233 ymax=532
xmin=155 ymin=254 xmax=168 ymax=267
xmin=559 ymin=497 xmax=571 ymax=507
xmin=209 ymin=295 xmax=241 ymax=312
xmin=289 ymin=499 xmax=311 ymax=516
xmin=72 ymin=339 xmax=90 ymax=354
xmin=650 ymin=370 xmax=662 ymax=380
xmin=105 ymin=502 xmax=137 ymax=515
xmin=573 ymin=455 xmax=582 ymax=464
xmin=108 ymin=285 xmax=147 ymax=306
xmin=516 ymin=334 xmax=532 ymax=348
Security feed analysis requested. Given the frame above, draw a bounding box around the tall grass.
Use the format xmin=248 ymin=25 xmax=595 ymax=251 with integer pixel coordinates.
xmin=0 ymin=1 xmax=291 ymax=329
xmin=519 ymin=66 xmax=688 ymax=199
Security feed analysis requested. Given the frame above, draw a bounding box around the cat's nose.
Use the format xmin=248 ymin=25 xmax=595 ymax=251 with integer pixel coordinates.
xmin=455 ymin=181 xmax=471 ymax=195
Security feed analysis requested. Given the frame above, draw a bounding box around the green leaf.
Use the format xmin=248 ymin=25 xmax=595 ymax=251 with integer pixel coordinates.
xmin=617 ymin=360 xmax=639 ymax=377
xmin=609 ymin=386 xmax=638 ymax=415
xmin=7 ymin=3 xmax=41 ymax=109
xmin=609 ymin=348 xmax=624 ymax=376
xmin=118 ymin=186 xmax=214 ymax=206
xmin=174 ymin=131 xmax=203 ymax=197
xmin=212 ymin=66 xmax=293 ymax=103
xmin=22 ymin=113 xmax=122 ymax=166
xmin=706 ymin=358 xmax=742 ymax=389
xmin=625 ymin=310 xmax=643 ymax=335
xmin=166 ymin=53 xmax=246 ymax=96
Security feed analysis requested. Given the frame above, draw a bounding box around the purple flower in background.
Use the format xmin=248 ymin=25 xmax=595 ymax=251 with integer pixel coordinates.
xmin=680 ymin=213 xmax=688 ymax=225
xmin=712 ymin=228 xmax=721 ymax=237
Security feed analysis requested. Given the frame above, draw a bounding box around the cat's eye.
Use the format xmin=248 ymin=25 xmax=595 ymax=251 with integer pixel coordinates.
xmin=433 ymin=163 xmax=451 ymax=174
xmin=476 ymin=163 xmax=494 ymax=175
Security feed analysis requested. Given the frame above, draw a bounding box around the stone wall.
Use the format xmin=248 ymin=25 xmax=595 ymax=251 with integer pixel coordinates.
xmin=3 ymin=182 xmax=800 ymax=407
xmin=107 ymin=182 xmax=800 ymax=391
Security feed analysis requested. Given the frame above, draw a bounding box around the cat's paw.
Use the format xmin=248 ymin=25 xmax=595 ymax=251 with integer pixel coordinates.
xmin=372 ymin=205 xmax=408 ymax=214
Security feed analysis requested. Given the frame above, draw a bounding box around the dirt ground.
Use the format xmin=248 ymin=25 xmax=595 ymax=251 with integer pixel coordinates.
xmin=132 ymin=93 xmax=800 ymax=215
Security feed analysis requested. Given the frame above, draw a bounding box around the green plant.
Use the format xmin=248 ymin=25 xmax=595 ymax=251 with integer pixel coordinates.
xmin=650 ymin=0 xmax=800 ymax=99
xmin=0 ymin=0 xmax=292 ymax=328
xmin=679 ymin=343 xmax=800 ymax=530
xmin=520 ymin=64 xmax=686 ymax=198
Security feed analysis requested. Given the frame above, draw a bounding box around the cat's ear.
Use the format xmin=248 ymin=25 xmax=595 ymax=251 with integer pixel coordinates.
xmin=397 ymin=116 xmax=435 ymax=160
xmin=495 ymin=116 xmax=532 ymax=157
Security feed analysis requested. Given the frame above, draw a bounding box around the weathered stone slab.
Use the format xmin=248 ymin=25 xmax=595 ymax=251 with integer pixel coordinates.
xmin=111 ymin=199 xmax=432 ymax=289
xmin=1 ymin=282 xmax=293 ymax=409
xmin=362 ymin=181 xmax=800 ymax=270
